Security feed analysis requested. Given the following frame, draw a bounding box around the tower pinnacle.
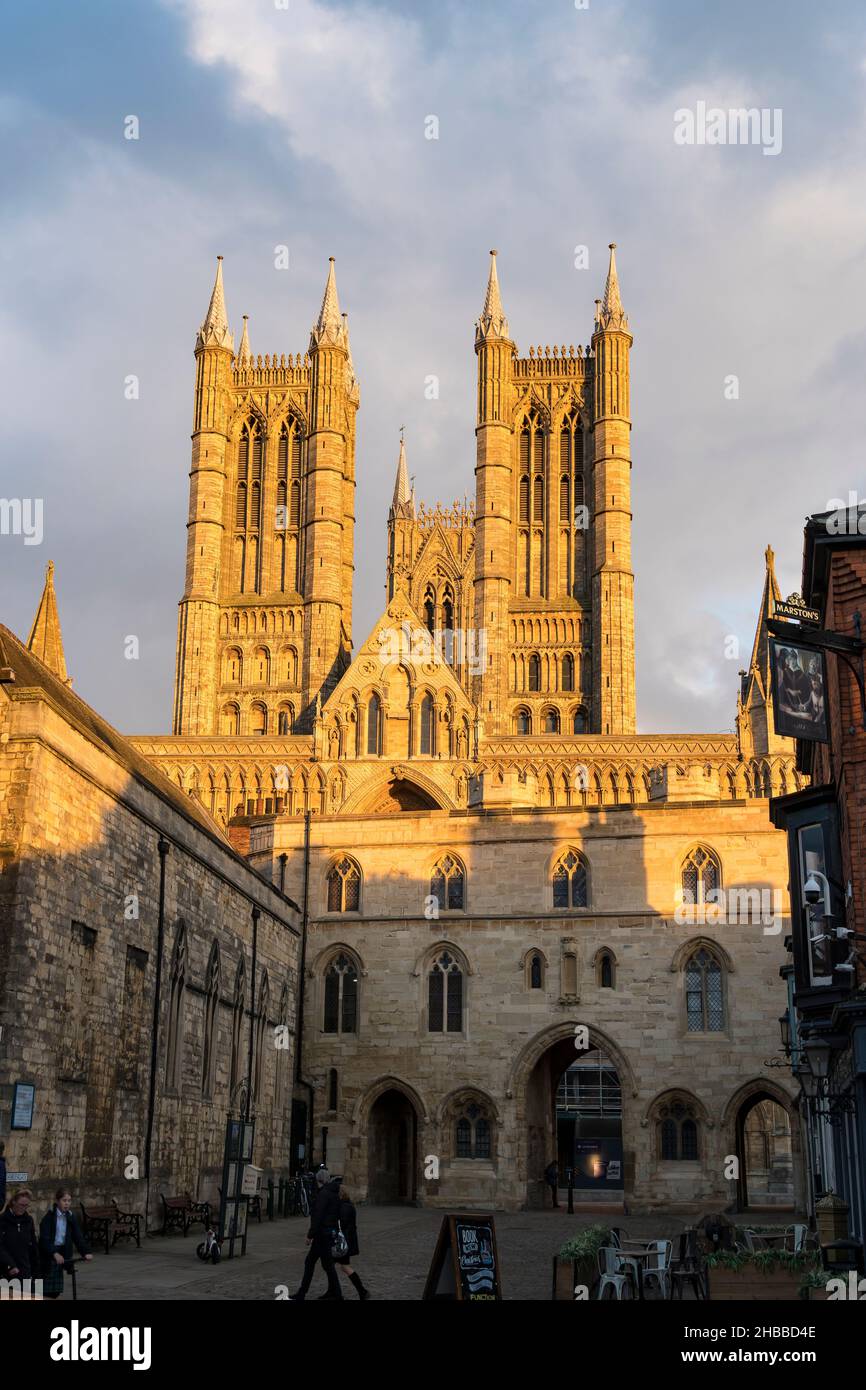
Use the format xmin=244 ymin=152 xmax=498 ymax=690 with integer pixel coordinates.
xmin=237 ymin=314 xmax=251 ymax=364
xmin=391 ymin=434 xmax=414 ymax=516
xmin=196 ymin=256 xmax=234 ymax=351
xmin=476 ymin=249 xmax=510 ymax=343
xmin=597 ymin=243 xmax=629 ymax=331
xmin=311 ymin=256 xmax=346 ymax=348
xmin=27 ymin=560 xmax=70 ymax=684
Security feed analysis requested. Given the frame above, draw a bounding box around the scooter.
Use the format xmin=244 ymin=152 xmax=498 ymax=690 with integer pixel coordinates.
xmin=196 ymin=1220 xmax=223 ymax=1264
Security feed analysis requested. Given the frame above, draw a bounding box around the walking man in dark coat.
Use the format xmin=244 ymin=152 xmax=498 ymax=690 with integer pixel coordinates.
xmin=289 ymin=1168 xmax=343 ymax=1301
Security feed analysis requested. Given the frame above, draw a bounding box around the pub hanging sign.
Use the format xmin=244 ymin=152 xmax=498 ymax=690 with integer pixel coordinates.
xmin=774 ymin=592 xmax=821 ymax=625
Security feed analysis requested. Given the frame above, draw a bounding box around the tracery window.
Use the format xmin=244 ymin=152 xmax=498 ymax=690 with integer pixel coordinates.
xmin=552 ymin=849 xmax=589 ymax=909
xmin=326 ymin=856 xmax=361 ymax=913
xmin=455 ymin=1102 xmax=492 ymax=1159
xmin=428 ymin=951 xmax=463 ymax=1033
xmin=658 ymin=1100 xmax=700 ymax=1160
xmin=681 ymin=846 xmax=720 ymax=905
xmin=430 ymin=854 xmax=465 ymax=912
xmin=323 ymin=954 xmax=358 ymax=1034
xmin=685 ymin=948 xmax=725 ymax=1032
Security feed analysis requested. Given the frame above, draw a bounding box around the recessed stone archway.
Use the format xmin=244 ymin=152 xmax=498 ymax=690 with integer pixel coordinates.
xmin=721 ymin=1078 xmax=803 ymax=1213
xmin=508 ymin=1021 xmax=637 ymax=1209
xmin=353 ymin=1075 xmax=429 ymax=1206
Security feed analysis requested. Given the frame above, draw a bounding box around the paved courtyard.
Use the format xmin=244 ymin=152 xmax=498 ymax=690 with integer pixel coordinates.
xmin=53 ymin=1206 xmax=781 ymax=1301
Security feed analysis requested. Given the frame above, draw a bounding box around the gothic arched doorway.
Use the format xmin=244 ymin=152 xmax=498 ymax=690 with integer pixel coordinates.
xmin=367 ymin=1088 xmax=418 ymax=1204
xmin=736 ymin=1093 xmax=794 ymax=1210
xmin=525 ymin=1034 xmax=624 ymax=1206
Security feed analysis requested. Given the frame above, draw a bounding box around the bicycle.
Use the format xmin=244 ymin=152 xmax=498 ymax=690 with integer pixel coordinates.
xmin=290 ymin=1173 xmax=312 ymax=1218
xmin=196 ymin=1220 xmax=223 ymax=1264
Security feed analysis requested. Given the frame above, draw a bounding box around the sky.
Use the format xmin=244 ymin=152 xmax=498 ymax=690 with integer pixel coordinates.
xmin=2 ymin=0 xmax=866 ymax=735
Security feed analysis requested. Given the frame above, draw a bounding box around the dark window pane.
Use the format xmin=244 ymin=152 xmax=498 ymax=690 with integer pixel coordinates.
xmin=344 ymin=869 xmax=360 ymax=912
xmin=429 ymin=969 xmax=444 ymax=1032
xmin=572 ymin=865 xmax=588 ymax=908
xmin=446 ymin=969 xmax=463 ymax=1032
xmin=660 ymin=1118 xmax=677 ymax=1160
xmin=476 ymin=1118 xmax=491 ymax=1159
xmin=327 ymin=871 xmax=341 ymax=913
xmin=553 ymin=867 xmax=569 ymax=908
xmin=341 ymin=971 xmax=358 ymax=1033
xmin=323 ymin=970 xmax=339 ymax=1033
xmin=456 ymin=1118 xmax=471 ymax=1157
xmin=530 ymin=954 xmax=542 ymax=989
xmin=600 ymin=954 xmax=613 ymax=988
xmin=430 ymin=871 xmax=445 ymax=911
xmin=328 ymin=1069 xmax=338 ymax=1110
xmin=682 ymin=1118 xmax=698 ymax=1160
xmin=706 ymin=963 xmax=724 ymax=1030
xmin=447 ymin=871 xmax=464 ymax=910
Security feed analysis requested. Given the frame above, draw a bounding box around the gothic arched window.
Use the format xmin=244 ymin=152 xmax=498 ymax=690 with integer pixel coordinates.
xmin=597 ymin=950 xmax=615 ymax=989
xmin=326 ymin=856 xmax=361 ymax=913
xmin=543 ymin=707 xmax=560 ymax=734
xmin=514 ymin=707 xmax=531 ymax=735
xmin=201 ymin=941 xmax=220 ymax=1097
xmin=552 ymin=848 xmax=589 ymax=909
xmin=657 ymin=1099 xmax=700 ymax=1160
xmin=559 ymin=473 xmax=570 ymax=523
xmin=165 ymin=921 xmax=187 ymax=1092
xmin=455 ymin=1101 xmax=492 ymax=1159
xmin=561 ymin=653 xmax=574 ymax=692
xmin=253 ymin=971 xmax=269 ymax=1105
xmin=519 ymin=474 xmax=530 ymax=523
xmin=685 ymin=947 xmax=725 ymax=1032
xmin=681 ymin=846 xmax=721 ymax=905
xmin=420 ymin=693 xmax=434 ymax=755
xmin=229 ymin=956 xmax=246 ymax=1097
xmin=428 ymin=951 xmax=463 ymax=1033
xmin=430 ymin=854 xmax=465 ymax=912
xmin=529 ymin=952 xmax=544 ymax=989
xmin=528 ymin=654 xmax=540 ymax=692
xmin=366 ymin=693 xmax=381 ymax=755
xmin=323 ymin=954 xmax=358 ymax=1034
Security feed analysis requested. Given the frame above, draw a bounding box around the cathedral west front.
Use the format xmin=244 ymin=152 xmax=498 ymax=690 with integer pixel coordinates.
xmin=127 ymin=245 xmax=805 ymax=1214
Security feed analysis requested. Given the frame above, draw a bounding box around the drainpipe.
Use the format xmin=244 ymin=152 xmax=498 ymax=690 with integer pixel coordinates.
xmin=144 ymin=837 xmax=170 ymax=1230
xmin=295 ymin=811 xmax=315 ymax=1164
xmin=278 ymin=853 xmax=287 ymax=894
xmin=246 ymin=907 xmax=260 ymax=1123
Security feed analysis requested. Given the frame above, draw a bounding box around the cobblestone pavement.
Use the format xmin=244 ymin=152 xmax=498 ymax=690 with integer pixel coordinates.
xmin=58 ymin=1206 xmax=787 ymax=1302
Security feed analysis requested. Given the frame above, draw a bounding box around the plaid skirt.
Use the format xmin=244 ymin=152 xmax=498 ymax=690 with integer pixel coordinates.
xmin=42 ymin=1256 xmax=66 ymax=1296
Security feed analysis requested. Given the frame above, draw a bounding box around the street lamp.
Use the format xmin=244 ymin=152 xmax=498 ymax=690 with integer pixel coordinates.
xmin=778 ymin=1013 xmax=792 ymax=1058
xmin=802 ymin=1035 xmax=833 ymax=1082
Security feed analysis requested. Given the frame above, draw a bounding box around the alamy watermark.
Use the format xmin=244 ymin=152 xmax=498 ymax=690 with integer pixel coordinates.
xmin=674 ymin=102 xmax=782 ymax=157
xmin=674 ymin=886 xmax=784 ymax=935
xmin=376 ymin=620 xmax=487 ymax=676
xmin=0 ymin=498 xmax=43 ymax=545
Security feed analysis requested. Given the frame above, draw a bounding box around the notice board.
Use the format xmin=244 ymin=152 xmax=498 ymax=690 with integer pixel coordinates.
xmin=422 ymin=1213 xmax=501 ymax=1300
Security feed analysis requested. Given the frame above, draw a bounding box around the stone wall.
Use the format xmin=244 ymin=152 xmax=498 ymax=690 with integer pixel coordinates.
xmin=0 ymin=662 xmax=301 ymax=1225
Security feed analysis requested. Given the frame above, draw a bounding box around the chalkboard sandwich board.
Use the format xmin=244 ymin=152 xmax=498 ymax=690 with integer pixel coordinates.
xmin=422 ymin=1213 xmax=502 ymax=1300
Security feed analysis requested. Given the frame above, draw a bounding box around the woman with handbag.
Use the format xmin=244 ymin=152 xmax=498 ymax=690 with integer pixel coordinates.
xmin=39 ymin=1187 xmax=92 ymax=1299
xmin=288 ymin=1168 xmax=343 ymax=1301
xmin=334 ymin=1185 xmax=370 ymax=1300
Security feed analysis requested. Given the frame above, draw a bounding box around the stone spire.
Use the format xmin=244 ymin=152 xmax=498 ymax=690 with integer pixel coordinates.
xmin=237 ymin=314 xmax=251 ymax=364
xmin=342 ymin=313 xmax=360 ymax=405
xmin=196 ymin=256 xmax=234 ymax=351
xmin=475 ymin=249 xmax=509 ymax=343
xmin=311 ymin=256 xmax=346 ymax=348
xmin=744 ymin=543 xmax=782 ymax=696
xmin=597 ymin=243 xmax=629 ymax=331
xmin=27 ymin=561 xmax=70 ymax=684
xmin=391 ymin=434 xmax=414 ymax=517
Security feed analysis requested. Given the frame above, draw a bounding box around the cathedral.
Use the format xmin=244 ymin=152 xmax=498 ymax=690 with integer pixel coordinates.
xmin=124 ymin=246 xmax=807 ymax=1213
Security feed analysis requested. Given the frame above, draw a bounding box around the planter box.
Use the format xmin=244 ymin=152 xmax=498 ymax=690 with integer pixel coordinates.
xmin=552 ymin=1256 xmax=597 ymax=1301
xmin=709 ymin=1267 xmax=807 ymax=1301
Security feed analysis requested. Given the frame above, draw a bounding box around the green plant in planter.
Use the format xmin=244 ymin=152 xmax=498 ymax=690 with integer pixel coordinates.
xmin=706 ymin=1247 xmax=819 ymax=1276
xmin=558 ymin=1225 xmax=612 ymax=1263
xmin=799 ymin=1269 xmax=835 ymax=1296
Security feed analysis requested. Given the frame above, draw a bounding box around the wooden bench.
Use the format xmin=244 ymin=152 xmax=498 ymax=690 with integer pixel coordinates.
xmin=79 ymin=1203 xmax=115 ymax=1256
xmin=160 ymin=1192 xmax=210 ymax=1236
xmin=79 ymin=1200 xmax=145 ymax=1254
xmin=111 ymin=1199 xmax=143 ymax=1248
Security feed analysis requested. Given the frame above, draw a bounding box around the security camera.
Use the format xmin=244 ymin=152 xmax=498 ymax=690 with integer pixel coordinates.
xmin=803 ymin=875 xmax=822 ymax=905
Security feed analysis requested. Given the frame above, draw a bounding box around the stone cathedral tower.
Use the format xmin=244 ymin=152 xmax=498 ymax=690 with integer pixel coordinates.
xmin=173 ymin=257 xmax=358 ymax=737
xmin=472 ymin=245 xmax=636 ymax=737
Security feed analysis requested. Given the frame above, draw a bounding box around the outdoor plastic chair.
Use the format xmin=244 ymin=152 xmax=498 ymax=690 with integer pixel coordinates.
xmin=596 ymin=1246 xmax=634 ymax=1300
xmin=670 ymin=1229 xmax=707 ymax=1300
